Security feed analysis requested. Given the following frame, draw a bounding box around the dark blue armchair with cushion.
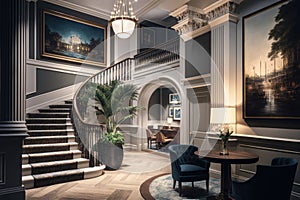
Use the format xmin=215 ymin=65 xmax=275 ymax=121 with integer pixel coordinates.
xmin=168 ymin=144 xmax=210 ymax=196
xmin=232 ymin=157 xmax=298 ymax=200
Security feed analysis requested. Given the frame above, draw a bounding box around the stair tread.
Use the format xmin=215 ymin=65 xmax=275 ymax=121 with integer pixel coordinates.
xmin=39 ymin=108 xmax=71 ymax=110
xmin=28 ymin=112 xmax=71 ymax=115
xmin=24 ymin=158 xmax=88 ymax=168
xmin=22 ymin=166 xmax=103 ymax=180
xmin=25 ymin=135 xmax=75 ymax=140
xmin=23 ymin=142 xmax=78 ymax=148
xmin=32 ymin=168 xmax=83 ymax=179
xmin=27 ymin=123 xmax=71 ymax=126
xmin=27 ymin=129 xmax=74 ymax=132
xmin=22 ymin=150 xmax=81 ymax=158
xmin=26 ymin=118 xmax=70 ymax=121
xmin=23 ymin=100 xmax=104 ymax=189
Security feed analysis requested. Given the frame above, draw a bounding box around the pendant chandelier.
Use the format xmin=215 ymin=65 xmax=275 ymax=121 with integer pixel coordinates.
xmin=110 ymin=0 xmax=138 ymax=39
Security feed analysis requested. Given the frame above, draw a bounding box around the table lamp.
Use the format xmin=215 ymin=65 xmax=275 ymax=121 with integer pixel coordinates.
xmin=210 ymin=107 xmax=236 ymax=131
xmin=167 ymin=117 xmax=173 ymax=129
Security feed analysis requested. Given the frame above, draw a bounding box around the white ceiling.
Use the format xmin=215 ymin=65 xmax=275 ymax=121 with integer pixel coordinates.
xmin=62 ymin=0 xmax=218 ymax=26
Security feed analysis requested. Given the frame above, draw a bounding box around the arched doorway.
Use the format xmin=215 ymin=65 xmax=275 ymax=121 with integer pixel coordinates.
xmin=137 ymin=78 xmax=183 ymax=151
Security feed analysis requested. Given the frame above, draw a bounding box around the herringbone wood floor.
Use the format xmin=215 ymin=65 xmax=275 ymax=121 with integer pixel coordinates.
xmin=26 ymin=150 xmax=171 ymax=200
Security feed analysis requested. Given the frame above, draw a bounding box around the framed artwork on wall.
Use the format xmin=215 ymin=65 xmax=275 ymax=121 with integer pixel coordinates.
xmin=173 ymin=107 xmax=181 ymax=120
xmin=141 ymin=27 xmax=155 ymax=48
xmin=243 ymin=0 xmax=300 ymax=119
xmin=169 ymin=107 xmax=174 ymax=117
xmin=42 ymin=10 xmax=106 ymax=66
xmin=169 ymin=93 xmax=181 ymax=104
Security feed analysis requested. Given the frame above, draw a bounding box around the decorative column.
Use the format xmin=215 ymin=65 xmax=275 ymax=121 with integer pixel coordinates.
xmin=204 ymin=1 xmax=240 ymax=107
xmin=0 ymin=0 xmax=28 ymax=199
xmin=170 ymin=5 xmax=211 ymax=143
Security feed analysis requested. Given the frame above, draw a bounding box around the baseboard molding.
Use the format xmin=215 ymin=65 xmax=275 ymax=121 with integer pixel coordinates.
xmin=26 ymin=83 xmax=82 ymax=113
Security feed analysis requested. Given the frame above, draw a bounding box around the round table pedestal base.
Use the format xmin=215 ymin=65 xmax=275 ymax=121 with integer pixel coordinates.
xmin=216 ymin=163 xmax=233 ymax=200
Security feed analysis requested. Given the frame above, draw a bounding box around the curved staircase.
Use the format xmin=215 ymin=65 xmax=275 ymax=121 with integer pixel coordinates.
xmin=22 ymin=100 xmax=104 ymax=189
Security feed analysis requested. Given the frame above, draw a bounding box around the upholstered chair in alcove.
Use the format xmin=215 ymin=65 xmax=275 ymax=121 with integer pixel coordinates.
xmin=168 ymin=144 xmax=210 ymax=196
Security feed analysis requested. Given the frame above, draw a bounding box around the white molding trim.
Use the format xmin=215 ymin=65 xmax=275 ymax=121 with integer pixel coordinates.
xmin=180 ymin=25 xmax=211 ymax=41
xmin=135 ymin=0 xmax=161 ymax=18
xmin=182 ymin=73 xmax=211 ymax=88
xmin=134 ymin=60 xmax=180 ymax=78
xmin=172 ymin=18 xmax=189 ymax=30
xmin=234 ymin=134 xmax=300 ymax=143
xmin=203 ymin=0 xmax=241 ymax=13
xmin=170 ymin=4 xmax=188 ymax=17
xmin=26 ymin=83 xmax=82 ymax=113
xmin=43 ymin=0 xmax=111 ymax=20
xmin=26 ymin=64 xmax=37 ymax=95
xmin=170 ymin=4 xmax=204 ymax=17
xmin=208 ymin=13 xmax=239 ymax=28
xmin=26 ymin=59 xmax=101 ymax=77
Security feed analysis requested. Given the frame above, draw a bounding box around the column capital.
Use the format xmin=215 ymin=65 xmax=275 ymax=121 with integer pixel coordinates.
xmin=170 ymin=5 xmax=208 ymax=36
xmin=170 ymin=1 xmax=244 ymax=39
xmin=204 ymin=0 xmax=241 ymax=27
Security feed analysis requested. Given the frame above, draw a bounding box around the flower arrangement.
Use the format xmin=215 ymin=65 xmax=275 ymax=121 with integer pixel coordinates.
xmin=217 ymin=126 xmax=233 ymax=155
xmin=218 ymin=126 xmax=233 ymax=142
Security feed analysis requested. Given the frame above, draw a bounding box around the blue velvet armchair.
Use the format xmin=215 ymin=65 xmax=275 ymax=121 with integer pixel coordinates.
xmin=168 ymin=144 xmax=210 ymax=196
xmin=232 ymin=157 xmax=298 ymax=200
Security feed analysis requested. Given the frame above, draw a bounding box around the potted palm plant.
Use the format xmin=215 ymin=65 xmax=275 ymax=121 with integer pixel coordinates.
xmin=94 ymin=80 xmax=139 ymax=170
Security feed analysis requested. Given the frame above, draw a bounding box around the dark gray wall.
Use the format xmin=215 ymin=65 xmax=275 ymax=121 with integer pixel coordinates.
xmin=185 ymin=32 xmax=211 ymax=78
xmin=235 ymin=0 xmax=300 ymax=198
xmin=138 ymin=20 xmax=179 ymax=52
xmin=26 ymin=69 xmax=88 ymax=98
xmin=26 ymin=1 xmax=108 ymax=98
xmin=148 ymin=89 xmax=160 ymax=120
xmin=148 ymin=88 xmax=175 ymax=120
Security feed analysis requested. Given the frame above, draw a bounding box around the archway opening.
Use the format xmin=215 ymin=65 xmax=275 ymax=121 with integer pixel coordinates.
xmin=140 ymin=82 xmax=182 ymax=152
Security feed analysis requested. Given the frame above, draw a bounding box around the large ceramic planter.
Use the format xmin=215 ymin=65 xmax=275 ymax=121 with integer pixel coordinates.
xmin=98 ymin=142 xmax=123 ymax=170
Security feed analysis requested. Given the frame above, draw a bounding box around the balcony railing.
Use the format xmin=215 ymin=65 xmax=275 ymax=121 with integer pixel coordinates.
xmin=134 ymin=38 xmax=180 ymax=67
xmin=71 ymin=38 xmax=180 ymax=166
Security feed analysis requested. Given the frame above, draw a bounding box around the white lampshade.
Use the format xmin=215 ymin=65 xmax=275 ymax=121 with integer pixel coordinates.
xmin=111 ymin=18 xmax=136 ymax=39
xmin=210 ymin=107 xmax=236 ymax=124
xmin=167 ymin=117 xmax=173 ymax=124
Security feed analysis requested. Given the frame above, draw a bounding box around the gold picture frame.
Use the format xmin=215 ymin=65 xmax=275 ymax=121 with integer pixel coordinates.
xmin=42 ymin=10 xmax=106 ymax=66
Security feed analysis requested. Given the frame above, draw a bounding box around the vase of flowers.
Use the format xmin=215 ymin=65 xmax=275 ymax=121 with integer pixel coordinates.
xmin=218 ymin=126 xmax=233 ymax=155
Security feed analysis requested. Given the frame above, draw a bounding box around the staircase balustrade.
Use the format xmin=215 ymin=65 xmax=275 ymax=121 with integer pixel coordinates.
xmin=71 ymin=38 xmax=180 ymax=166
xmin=134 ymin=38 xmax=180 ymax=67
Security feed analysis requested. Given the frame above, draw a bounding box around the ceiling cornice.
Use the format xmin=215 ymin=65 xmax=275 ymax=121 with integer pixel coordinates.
xmin=135 ymin=0 xmax=161 ymax=18
xmin=43 ymin=0 xmax=111 ymax=20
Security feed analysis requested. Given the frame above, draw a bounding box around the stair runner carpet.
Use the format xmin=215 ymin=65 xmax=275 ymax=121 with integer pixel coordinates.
xmin=22 ymin=100 xmax=105 ymax=189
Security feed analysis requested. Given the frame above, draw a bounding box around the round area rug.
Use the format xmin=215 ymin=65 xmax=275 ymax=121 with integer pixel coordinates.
xmin=140 ymin=174 xmax=220 ymax=200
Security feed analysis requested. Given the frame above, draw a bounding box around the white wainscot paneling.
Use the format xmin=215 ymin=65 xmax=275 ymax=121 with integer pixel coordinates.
xmin=26 ymin=64 xmax=36 ymax=95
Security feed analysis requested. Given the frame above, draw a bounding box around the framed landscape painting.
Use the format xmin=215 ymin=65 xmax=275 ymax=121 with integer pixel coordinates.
xmin=243 ymin=0 xmax=300 ymax=119
xmin=169 ymin=93 xmax=180 ymax=104
xmin=42 ymin=10 xmax=106 ymax=66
